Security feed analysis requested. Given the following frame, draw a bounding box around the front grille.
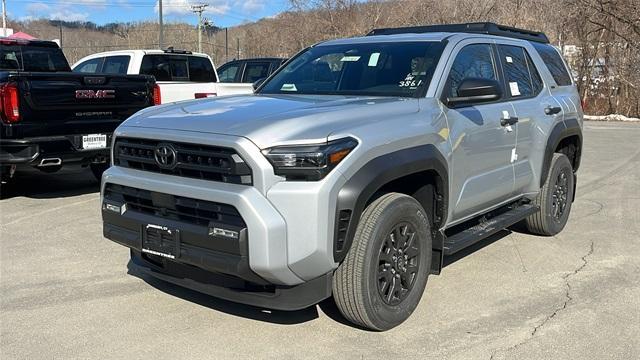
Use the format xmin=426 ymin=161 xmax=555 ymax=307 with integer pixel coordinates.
xmin=113 ymin=138 xmax=252 ymax=185
xmin=104 ymin=183 xmax=246 ymax=228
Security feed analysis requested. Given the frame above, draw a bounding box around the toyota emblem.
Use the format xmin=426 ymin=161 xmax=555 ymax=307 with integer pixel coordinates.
xmin=154 ymin=143 xmax=177 ymax=169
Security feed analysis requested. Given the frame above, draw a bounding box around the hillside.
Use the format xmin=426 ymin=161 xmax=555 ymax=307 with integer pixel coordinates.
xmin=9 ymin=0 xmax=639 ymax=117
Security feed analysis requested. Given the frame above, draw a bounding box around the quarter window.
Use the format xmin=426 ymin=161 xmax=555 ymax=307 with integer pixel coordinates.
xmin=498 ymin=45 xmax=543 ymax=97
xmin=532 ymin=43 xmax=572 ymax=86
xmin=447 ymin=44 xmax=497 ymax=97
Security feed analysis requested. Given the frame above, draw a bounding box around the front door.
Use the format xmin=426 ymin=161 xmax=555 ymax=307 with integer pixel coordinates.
xmin=441 ymin=42 xmax=517 ymax=223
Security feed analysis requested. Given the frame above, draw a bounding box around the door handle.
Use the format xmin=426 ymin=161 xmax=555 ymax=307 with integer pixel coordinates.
xmin=544 ymin=106 xmax=562 ymax=115
xmin=501 ymin=117 xmax=519 ymax=126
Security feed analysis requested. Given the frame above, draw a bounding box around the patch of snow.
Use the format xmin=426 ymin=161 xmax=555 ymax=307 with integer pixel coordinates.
xmin=584 ymin=114 xmax=640 ymax=122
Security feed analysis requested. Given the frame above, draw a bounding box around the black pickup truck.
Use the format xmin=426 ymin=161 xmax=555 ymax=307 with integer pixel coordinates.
xmin=0 ymin=38 xmax=158 ymax=184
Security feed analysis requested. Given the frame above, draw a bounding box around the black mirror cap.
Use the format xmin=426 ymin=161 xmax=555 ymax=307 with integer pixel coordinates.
xmin=252 ymin=78 xmax=267 ymax=91
xmin=447 ymin=78 xmax=502 ymax=106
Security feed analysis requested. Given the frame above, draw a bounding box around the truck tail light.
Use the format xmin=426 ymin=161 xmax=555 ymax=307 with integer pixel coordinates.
xmin=195 ymin=92 xmax=217 ymax=99
xmin=152 ymin=84 xmax=161 ymax=105
xmin=1 ymin=82 xmax=20 ymax=123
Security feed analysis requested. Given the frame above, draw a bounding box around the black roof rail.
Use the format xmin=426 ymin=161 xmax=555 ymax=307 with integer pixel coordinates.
xmin=163 ymin=46 xmax=193 ymax=54
xmin=367 ymin=22 xmax=550 ymax=44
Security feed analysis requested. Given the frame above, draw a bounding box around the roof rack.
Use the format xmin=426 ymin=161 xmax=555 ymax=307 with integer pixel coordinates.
xmin=367 ymin=22 xmax=549 ymax=44
xmin=163 ymin=46 xmax=193 ymax=54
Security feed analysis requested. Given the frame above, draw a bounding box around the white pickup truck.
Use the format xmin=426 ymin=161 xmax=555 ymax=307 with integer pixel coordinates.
xmin=72 ymin=48 xmax=254 ymax=104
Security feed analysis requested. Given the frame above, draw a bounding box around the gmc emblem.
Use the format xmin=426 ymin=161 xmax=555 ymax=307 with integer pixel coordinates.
xmin=75 ymin=89 xmax=115 ymax=99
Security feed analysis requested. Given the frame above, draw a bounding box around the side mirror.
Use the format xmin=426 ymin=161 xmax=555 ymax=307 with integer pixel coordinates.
xmin=446 ymin=78 xmax=502 ymax=106
xmin=252 ymin=78 xmax=266 ymax=91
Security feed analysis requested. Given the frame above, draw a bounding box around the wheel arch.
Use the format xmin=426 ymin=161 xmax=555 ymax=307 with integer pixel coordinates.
xmin=333 ymin=144 xmax=448 ymax=273
xmin=540 ymin=118 xmax=583 ymax=188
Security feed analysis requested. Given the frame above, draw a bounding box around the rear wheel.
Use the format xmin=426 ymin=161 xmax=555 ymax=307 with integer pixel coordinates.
xmin=332 ymin=193 xmax=432 ymax=331
xmin=526 ymin=153 xmax=575 ymax=235
xmin=90 ymin=163 xmax=110 ymax=182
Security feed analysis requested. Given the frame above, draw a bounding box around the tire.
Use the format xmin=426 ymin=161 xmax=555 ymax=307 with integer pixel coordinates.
xmin=332 ymin=192 xmax=432 ymax=331
xmin=90 ymin=163 xmax=110 ymax=182
xmin=526 ymin=153 xmax=575 ymax=236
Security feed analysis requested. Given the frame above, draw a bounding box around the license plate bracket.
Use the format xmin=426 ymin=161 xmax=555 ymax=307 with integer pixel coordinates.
xmin=142 ymin=224 xmax=180 ymax=259
xmin=82 ymin=134 xmax=107 ymax=150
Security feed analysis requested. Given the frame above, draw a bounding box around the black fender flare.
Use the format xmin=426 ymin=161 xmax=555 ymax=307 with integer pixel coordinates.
xmin=540 ymin=118 xmax=583 ymax=188
xmin=333 ymin=144 xmax=448 ymax=263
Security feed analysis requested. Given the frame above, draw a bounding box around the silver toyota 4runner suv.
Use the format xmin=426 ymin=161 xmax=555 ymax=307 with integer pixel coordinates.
xmin=101 ymin=23 xmax=583 ymax=331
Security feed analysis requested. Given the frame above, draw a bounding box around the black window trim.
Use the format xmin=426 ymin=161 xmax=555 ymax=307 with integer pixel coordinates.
xmin=495 ymin=43 xmax=544 ymax=103
xmin=439 ymin=42 xmax=507 ymax=109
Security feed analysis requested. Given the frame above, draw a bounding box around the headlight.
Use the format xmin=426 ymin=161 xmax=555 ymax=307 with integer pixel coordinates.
xmin=262 ymin=137 xmax=358 ymax=181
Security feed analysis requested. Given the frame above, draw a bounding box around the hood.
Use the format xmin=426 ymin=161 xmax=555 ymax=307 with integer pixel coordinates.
xmin=122 ymin=94 xmax=419 ymax=149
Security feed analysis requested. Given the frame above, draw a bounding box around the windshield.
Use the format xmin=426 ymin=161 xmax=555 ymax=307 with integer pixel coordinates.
xmin=259 ymin=41 xmax=445 ymax=97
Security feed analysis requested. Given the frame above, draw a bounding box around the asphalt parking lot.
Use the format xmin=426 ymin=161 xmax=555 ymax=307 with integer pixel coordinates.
xmin=1 ymin=121 xmax=639 ymax=359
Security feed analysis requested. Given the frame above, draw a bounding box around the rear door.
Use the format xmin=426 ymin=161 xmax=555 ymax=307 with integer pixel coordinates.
xmin=440 ymin=42 xmax=517 ymax=223
xmin=495 ymin=42 xmax=548 ymax=194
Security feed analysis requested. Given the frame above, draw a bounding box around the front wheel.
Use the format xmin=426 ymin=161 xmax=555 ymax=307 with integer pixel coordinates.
xmin=332 ymin=193 xmax=432 ymax=331
xmin=525 ymin=153 xmax=575 ymax=236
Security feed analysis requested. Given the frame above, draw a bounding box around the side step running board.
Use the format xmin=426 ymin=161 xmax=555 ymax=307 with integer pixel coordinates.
xmin=443 ymin=203 xmax=539 ymax=255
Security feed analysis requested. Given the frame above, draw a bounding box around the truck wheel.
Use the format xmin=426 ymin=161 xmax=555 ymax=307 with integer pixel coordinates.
xmin=333 ymin=193 xmax=432 ymax=331
xmin=526 ymin=153 xmax=575 ymax=236
xmin=90 ymin=163 xmax=110 ymax=182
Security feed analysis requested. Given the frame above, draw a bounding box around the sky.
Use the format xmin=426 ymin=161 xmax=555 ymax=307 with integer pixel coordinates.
xmin=10 ymin=0 xmax=291 ymax=28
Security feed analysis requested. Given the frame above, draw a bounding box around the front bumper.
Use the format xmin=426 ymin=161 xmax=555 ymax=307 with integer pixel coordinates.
xmin=103 ymin=166 xmax=301 ymax=286
xmin=129 ymin=250 xmax=332 ymax=311
xmin=0 ymin=134 xmax=111 ymax=165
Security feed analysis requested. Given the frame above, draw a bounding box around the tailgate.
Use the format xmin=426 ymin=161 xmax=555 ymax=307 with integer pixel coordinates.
xmin=13 ymin=72 xmax=154 ymax=138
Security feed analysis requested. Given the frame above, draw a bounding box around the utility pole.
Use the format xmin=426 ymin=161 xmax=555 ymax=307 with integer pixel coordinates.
xmin=59 ymin=23 xmax=63 ymax=49
xmin=191 ymin=3 xmax=208 ymax=53
xmin=225 ymin=28 xmax=228 ymax=61
xmin=236 ymin=38 xmax=240 ymax=59
xmin=2 ymin=0 xmax=7 ymax=37
xmin=158 ymin=0 xmax=164 ymax=49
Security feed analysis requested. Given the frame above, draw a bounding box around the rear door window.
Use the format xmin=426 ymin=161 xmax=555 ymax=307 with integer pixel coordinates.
xmin=188 ymin=56 xmax=216 ymax=82
xmin=74 ymin=57 xmax=104 ymax=73
xmin=532 ymin=43 xmax=572 ymax=86
xmin=498 ymin=45 xmax=543 ymax=98
xmin=218 ymin=62 xmax=240 ymax=82
xmin=242 ymin=62 xmax=271 ymax=83
xmin=102 ymin=56 xmax=130 ymax=74
xmin=140 ymin=54 xmax=189 ymax=81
